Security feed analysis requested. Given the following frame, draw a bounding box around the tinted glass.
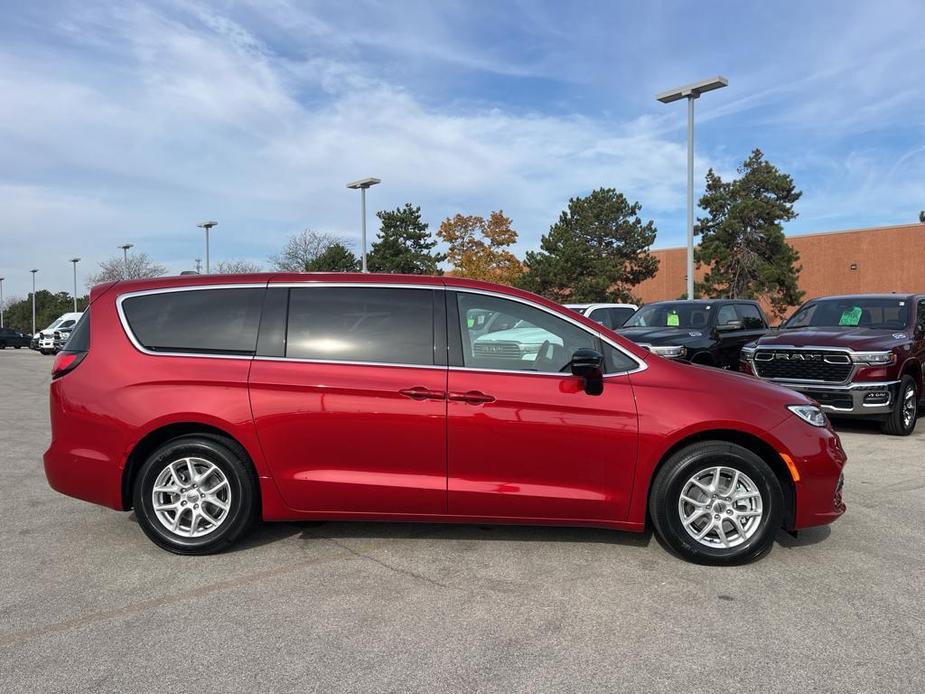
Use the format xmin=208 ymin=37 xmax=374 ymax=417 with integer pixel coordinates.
xmin=603 ymin=343 xmax=637 ymax=373
xmin=122 ymin=288 xmax=263 ymax=354
xmin=287 ymin=287 xmax=434 ymax=365
xmin=736 ymin=304 xmax=765 ymax=329
xmin=65 ymin=309 xmax=91 ymax=352
xmin=784 ymin=298 xmax=908 ymax=330
xmin=716 ymin=305 xmax=738 ymax=325
xmin=456 ymin=293 xmax=596 ymax=373
xmin=624 ymin=303 xmax=711 ymax=329
xmin=918 ymin=301 xmax=925 ymax=328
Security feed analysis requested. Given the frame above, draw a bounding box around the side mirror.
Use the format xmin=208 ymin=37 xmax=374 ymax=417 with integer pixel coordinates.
xmin=570 ymin=348 xmax=604 ymax=396
xmin=716 ymin=320 xmax=743 ymax=332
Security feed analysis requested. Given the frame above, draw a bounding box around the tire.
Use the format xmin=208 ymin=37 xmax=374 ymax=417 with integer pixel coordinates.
xmin=0 ymin=342 xmax=6 ymax=349
xmin=649 ymin=441 xmax=783 ymax=565
xmin=133 ymin=434 xmax=259 ymax=554
xmin=14 ymin=345 xmax=21 ymax=349
xmin=882 ymin=375 xmax=919 ymax=436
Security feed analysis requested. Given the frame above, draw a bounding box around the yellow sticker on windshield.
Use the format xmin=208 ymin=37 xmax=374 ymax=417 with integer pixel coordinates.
xmin=838 ymin=306 xmax=862 ymax=326
xmin=666 ymin=311 xmax=680 ymax=327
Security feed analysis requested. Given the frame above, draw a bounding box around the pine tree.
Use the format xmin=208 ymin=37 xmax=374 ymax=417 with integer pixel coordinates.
xmin=695 ymin=149 xmax=803 ymax=317
xmin=305 ymin=243 xmax=359 ymax=272
xmin=518 ymin=188 xmax=658 ymax=303
xmin=367 ymin=204 xmax=444 ymax=274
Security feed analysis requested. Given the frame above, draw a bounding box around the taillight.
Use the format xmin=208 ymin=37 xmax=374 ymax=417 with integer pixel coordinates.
xmin=51 ymin=351 xmax=86 ymax=379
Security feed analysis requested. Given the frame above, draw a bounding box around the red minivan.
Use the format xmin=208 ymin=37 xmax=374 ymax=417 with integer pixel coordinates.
xmin=44 ymin=274 xmax=846 ymax=564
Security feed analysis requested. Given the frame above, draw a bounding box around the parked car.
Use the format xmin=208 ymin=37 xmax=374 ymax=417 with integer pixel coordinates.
xmin=0 ymin=327 xmax=31 ymax=349
xmin=741 ymin=293 xmax=925 ymax=436
xmin=53 ymin=328 xmax=73 ymax=353
xmin=618 ymin=299 xmax=770 ymax=368
xmin=565 ymin=303 xmax=638 ymax=329
xmin=44 ymin=274 xmax=846 ymax=564
xmin=35 ymin=312 xmax=83 ymax=355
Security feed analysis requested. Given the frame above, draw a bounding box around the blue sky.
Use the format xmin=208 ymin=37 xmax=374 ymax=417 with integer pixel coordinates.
xmin=1 ymin=0 xmax=924 ymax=299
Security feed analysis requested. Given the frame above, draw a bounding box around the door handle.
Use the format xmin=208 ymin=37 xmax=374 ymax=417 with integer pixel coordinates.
xmin=448 ymin=390 xmax=496 ymax=405
xmin=399 ymin=386 xmax=446 ymax=401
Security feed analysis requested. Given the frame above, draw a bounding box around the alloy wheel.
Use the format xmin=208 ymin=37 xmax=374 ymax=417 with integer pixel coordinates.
xmin=678 ymin=466 xmax=764 ymax=549
xmin=151 ymin=457 xmax=232 ymax=538
xmin=902 ymin=384 xmax=917 ymax=430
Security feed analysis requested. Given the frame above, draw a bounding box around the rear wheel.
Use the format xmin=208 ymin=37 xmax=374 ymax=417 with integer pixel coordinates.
xmin=133 ymin=435 xmax=258 ymax=554
xmin=649 ymin=441 xmax=783 ymax=565
xmin=882 ymin=375 xmax=919 ymax=436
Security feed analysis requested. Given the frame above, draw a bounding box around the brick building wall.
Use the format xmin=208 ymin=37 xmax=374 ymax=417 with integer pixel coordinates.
xmin=634 ymin=223 xmax=925 ymax=315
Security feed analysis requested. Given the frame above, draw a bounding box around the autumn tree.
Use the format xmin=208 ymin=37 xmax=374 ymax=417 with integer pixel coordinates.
xmin=87 ymin=252 xmax=167 ymax=286
xmin=695 ymin=149 xmax=803 ymax=317
xmin=519 ymin=188 xmax=658 ymax=303
xmin=367 ymin=203 xmax=445 ymax=274
xmin=305 ymin=243 xmax=359 ymax=272
xmin=436 ymin=211 xmax=523 ymax=284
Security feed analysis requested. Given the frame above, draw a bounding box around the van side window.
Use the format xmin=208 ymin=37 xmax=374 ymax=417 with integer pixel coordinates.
xmin=122 ymin=288 xmax=264 ymax=354
xmin=453 ymin=293 xmax=597 ymax=373
xmin=286 ymin=287 xmax=435 ymax=365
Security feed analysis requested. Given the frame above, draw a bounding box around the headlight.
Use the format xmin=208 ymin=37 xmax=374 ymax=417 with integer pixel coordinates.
xmin=850 ymin=351 xmax=894 ymax=365
xmin=644 ymin=344 xmax=687 ymax=359
xmin=788 ymin=404 xmax=827 ymax=427
xmin=741 ymin=346 xmax=756 ymax=360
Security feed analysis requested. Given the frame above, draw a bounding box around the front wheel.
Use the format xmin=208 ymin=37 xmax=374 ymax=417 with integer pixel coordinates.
xmin=881 ymin=375 xmax=918 ymax=436
xmin=649 ymin=441 xmax=783 ymax=565
xmin=133 ymin=435 xmax=259 ymax=554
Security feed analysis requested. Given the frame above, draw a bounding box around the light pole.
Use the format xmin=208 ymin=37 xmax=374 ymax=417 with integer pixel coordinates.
xmin=197 ymin=221 xmax=218 ymax=274
xmin=119 ymin=244 xmax=133 ymax=278
xmin=346 ymin=178 xmax=381 ymax=272
xmin=0 ymin=277 xmax=5 ymax=328
xmin=69 ymin=258 xmax=81 ymax=312
xmin=194 ymin=258 xmax=202 ymax=274
xmin=657 ymin=76 xmax=728 ymax=300
xmin=30 ymin=269 xmax=38 ymax=335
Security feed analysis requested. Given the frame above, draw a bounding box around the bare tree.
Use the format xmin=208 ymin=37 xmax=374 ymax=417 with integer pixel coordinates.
xmin=212 ymin=260 xmax=263 ymax=274
xmin=87 ymin=252 xmax=168 ymax=286
xmin=269 ymin=229 xmax=343 ymax=271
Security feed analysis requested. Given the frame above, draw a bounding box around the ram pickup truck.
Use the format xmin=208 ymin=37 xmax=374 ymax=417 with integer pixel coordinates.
xmin=618 ymin=299 xmax=770 ymax=369
xmin=740 ymin=294 xmax=925 ymax=436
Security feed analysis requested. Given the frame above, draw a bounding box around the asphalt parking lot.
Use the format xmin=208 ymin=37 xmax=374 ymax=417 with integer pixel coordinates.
xmin=1 ymin=349 xmax=923 ymax=693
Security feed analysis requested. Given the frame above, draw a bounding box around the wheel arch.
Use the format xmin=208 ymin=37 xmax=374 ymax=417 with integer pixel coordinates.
xmin=900 ymin=357 xmax=922 ymax=393
xmin=689 ymin=351 xmax=715 ymax=366
xmin=121 ymin=422 xmax=259 ymax=511
xmin=645 ymin=429 xmax=796 ymax=530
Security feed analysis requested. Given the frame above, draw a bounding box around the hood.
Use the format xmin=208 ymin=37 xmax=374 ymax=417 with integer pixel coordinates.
xmin=753 ymin=327 xmax=908 ymax=351
xmin=617 ymin=326 xmax=706 ymax=345
xmin=475 ymin=326 xmax=560 ymax=345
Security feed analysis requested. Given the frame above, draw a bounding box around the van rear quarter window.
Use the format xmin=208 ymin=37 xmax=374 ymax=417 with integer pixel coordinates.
xmin=121 ymin=288 xmax=264 ymax=354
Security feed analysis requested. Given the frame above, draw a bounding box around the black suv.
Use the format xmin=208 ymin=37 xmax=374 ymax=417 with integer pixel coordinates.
xmin=0 ymin=327 xmax=31 ymax=349
xmin=618 ymin=299 xmax=770 ymax=369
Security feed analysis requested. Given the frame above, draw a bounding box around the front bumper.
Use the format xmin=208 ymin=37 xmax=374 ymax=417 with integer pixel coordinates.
xmin=775 ymin=380 xmax=901 ymax=417
xmin=770 ymin=415 xmax=847 ymax=530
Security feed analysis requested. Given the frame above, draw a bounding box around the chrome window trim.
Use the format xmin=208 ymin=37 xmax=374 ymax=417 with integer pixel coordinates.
xmin=116 ymin=283 xmax=268 ymax=361
xmin=254 ymin=356 xmax=442 ymax=370
xmin=115 ymin=281 xmax=647 ymax=375
xmin=449 ymin=286 xmax=647 ymax=377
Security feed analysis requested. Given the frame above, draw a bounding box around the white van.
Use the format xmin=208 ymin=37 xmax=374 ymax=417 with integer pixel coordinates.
xmin=36 ymin=312 xmax=83 ymax=354
xmin=565 ymin=303 xmax=638 ymax=330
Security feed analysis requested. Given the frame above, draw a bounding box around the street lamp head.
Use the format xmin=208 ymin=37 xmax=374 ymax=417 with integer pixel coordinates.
xmin=119 ymin=243 xmax=133 ymax=251
xmin=70 ymin=257 xmax=81 ymax=263
xmin=197 ymin=220 xmax=218 ymax=230
xmin=31 ymin=269 xmax=38 ymax=274
xmin=657 ymin=76 xmax=728 ymax=103
xmin=346 ymin=177 xmax=381 ymax=190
